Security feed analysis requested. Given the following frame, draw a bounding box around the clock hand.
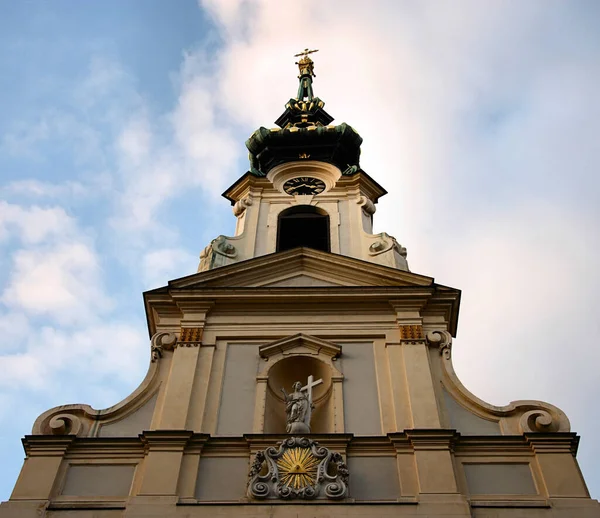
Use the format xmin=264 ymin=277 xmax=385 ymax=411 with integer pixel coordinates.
xmin=288 ymin=184 xmax=309 ymax=192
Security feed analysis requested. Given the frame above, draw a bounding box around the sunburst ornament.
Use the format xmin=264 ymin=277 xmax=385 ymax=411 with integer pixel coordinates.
xmin=277 ymin=447 xmax=320 ymax=490
xmin=248 ymin=437 xmax=349 ymax=500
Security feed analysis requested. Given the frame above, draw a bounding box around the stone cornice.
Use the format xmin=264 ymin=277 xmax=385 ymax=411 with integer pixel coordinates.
xmin=22 ymin=435 xmax=76 ymax=456
xmin=146 ymin=285 xmax=460 ymax=338
xmin=140 ymin=430 xmax=194 ymax=452
xmin=245 ymin=434 xmax=354 ymax=455
xmin=222 ymin=173 xmax=271 ymax=204
xmin=405 ymin=429 xmax=459 ymax=450
xmin=333 ymin=171 xmax=388 ymax=203
xmin=258 ymin=333 xmax=342 ymax=360
xmin=163 ymin=248 xmax=435 ymax=289
xmin=524 ymin=432 xmax=580 ymax=455
xmin=20 ymin=432 xmax=583 ymax=460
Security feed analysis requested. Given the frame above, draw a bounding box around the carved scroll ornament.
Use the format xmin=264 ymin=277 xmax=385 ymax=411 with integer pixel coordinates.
xmin=150 ymin=332 xmax=177 ymax=362
xmin=357 ymin=195 xmax=376 ymax=216
xmin=426 ymin=330 xmax=452 ymax=359
xmin=198 ymin=235 xmax=238 ymax=272
xmin=368 ymin=232 xmax=407 ymax=258
xmin=233 ymin=195 xmax=253 ymax=217
xmin=433 ymin=328 xmax=571 ymax=434
xmin=248 ymin=437 xmax=348 ymax=500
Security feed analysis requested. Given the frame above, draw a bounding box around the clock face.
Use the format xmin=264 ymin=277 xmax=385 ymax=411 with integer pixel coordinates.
xmin=283 ymin=177 xmax=326 ymax=195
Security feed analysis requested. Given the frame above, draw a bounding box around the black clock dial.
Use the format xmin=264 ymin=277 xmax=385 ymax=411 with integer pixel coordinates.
xmin=283 ymin=177 xmax=326 ymax=195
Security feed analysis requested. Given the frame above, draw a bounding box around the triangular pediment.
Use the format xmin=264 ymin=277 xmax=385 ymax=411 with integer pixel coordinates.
xmin=166 ymin=248 xmax=434 ymax=290
xmin=259 ymin=333 xmax=342 ymax=360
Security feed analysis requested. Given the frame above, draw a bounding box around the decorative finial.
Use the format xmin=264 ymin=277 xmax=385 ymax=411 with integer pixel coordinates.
xmin=294 ymin=48 xmax=318 ymax=78
xmin=271 ymin=49 xmax=333 ymax=128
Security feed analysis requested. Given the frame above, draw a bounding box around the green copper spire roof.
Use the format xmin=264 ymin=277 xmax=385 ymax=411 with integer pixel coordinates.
xmin=245 ymin=50 xmax=363 ymax=177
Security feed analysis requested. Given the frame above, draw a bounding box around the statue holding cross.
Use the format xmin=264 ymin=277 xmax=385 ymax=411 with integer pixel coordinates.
xmin=281 ymin=375 xmax=323 ymax=433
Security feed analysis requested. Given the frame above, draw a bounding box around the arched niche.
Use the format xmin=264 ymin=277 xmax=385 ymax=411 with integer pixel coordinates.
xmin=276 ymin=205 xmax=330 ymax=253
xmin=265 ymin=356 xmax=333 ymax=433
xmin=256 ymin=334 xmax=343 ymax=434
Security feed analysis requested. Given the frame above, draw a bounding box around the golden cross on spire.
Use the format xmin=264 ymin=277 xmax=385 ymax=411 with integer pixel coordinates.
xmin=294 ymin=48 xmax=318 ymax=78
xmin=294 ymin=48 xmax=319 ymax=59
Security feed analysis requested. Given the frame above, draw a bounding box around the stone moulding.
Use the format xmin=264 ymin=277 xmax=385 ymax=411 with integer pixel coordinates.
xmin=426 ymin=329 xmax=571 ymax=435
xmin=247 ymin=436 xmax=349 ymax=500
xmin=258 ymin=333 xmax=342 ymax=360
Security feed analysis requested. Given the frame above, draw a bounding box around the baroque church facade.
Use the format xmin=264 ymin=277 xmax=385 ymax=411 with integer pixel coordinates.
xmin=1 ymin=51 xmax=598 ymax=517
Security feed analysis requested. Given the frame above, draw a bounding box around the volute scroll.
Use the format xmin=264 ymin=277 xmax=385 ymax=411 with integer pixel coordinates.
xmin=150 ymin=331 xmax=177 ymax=362
xmin=32 ymin=332 xmax=166 ymax=437
xmin=436 ymin=333 xmax=570 ymax=434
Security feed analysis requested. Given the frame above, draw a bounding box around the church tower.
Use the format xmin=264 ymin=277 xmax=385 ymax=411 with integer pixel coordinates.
xmin=1 ymin=51 xmax=598 ymax=518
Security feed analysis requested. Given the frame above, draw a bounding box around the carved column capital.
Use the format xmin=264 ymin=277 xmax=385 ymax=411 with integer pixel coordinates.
xmin=178 ymin=327 xmax=203 ymax=347
xmin=399 ymin=324 xmax=425 ymax=343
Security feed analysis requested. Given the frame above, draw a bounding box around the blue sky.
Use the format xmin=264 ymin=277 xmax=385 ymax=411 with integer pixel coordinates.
xmin=1 ymin=0 xmax=599 ymax=501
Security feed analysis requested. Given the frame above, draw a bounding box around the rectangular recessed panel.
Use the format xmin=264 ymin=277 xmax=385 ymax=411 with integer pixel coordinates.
xmin=61 ymin=465 xmax=135 ymax=497
xmin=464 ymin=463 xmax=537 ymax=495
xmin=195 ymin=457 xmax=249 ymax=501
xmin=347 ymin=456 xmax=400 ymax=501
xmin=340 ymin=342 xmax=381 ymax=435
xmin=216 ymin=344 xmax=259 ymax=435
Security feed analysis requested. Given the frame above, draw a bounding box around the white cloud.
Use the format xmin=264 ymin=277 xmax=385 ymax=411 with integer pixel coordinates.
xmin=142 ymin=247 xmax=198 ymax=289
xmin=1 ymin=179 xmax=89 ymax=199
xmin=0 ymin=200 xmax=111 ymax=324
xmin=1 ymin=109 xmax=103 ymax=165
xmin=0 ymin=322 xmax=148 ymax=410
xmin=0 ymin=202 xmax=76 ymax=245
xmin=117 ymin=115 xmax=152 ymax=166
xmin=2 ymin=242 xmax=112 ymax=324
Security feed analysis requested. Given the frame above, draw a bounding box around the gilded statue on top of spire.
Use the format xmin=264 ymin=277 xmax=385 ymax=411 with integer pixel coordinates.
xmin=266 ymin=48 xmax=334 ymax=129
xmin=294 ymin=48 xmax=318 ymax=78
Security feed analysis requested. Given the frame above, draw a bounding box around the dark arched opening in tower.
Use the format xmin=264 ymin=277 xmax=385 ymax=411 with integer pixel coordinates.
xmin=276 ymin=205 xmax=330 ymax=253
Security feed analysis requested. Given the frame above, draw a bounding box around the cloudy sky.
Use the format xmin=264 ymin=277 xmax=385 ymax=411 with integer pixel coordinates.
xmin=0 ymin=0 xmax=599 ymax=501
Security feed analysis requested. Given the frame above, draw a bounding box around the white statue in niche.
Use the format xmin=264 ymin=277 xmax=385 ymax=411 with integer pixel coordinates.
xmin=281 ymin=375 xmax=322 ymax=433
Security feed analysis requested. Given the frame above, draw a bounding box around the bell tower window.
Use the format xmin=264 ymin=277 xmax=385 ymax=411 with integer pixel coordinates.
xmin=276 ymin=205 xmax=330 ymax=253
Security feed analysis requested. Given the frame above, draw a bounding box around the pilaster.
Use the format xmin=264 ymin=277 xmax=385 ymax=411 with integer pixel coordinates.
xmin=156 ymin=302 xmax=213 ymax=429
xmin=11 ymin=436 xmax=75 ymax=500
xmin=388 ymin=433 xmax=418 ymax=498
xmin=385 ymin=340 xmax=412 ymax=431
xmin=138 ymin=431 xmax=194 ymax=496
xmin=526 ymin=433 xmax=590 ymax=498
xmin=397 ymin=322 xmax=442 ymax=428
xmin=406 ymin=430 xmax=459 ymax=495
xmin=176 ymin=434 xmax=210 ymax=499
xmin=252 ymin=375 xmax=268 ymax=433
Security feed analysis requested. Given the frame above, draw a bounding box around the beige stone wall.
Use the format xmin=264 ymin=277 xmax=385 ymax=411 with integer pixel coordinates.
xmin=2 ymin=250 xmax=598 ymax=517
xmin=2 ymin=434 xmax=598 ymax=517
